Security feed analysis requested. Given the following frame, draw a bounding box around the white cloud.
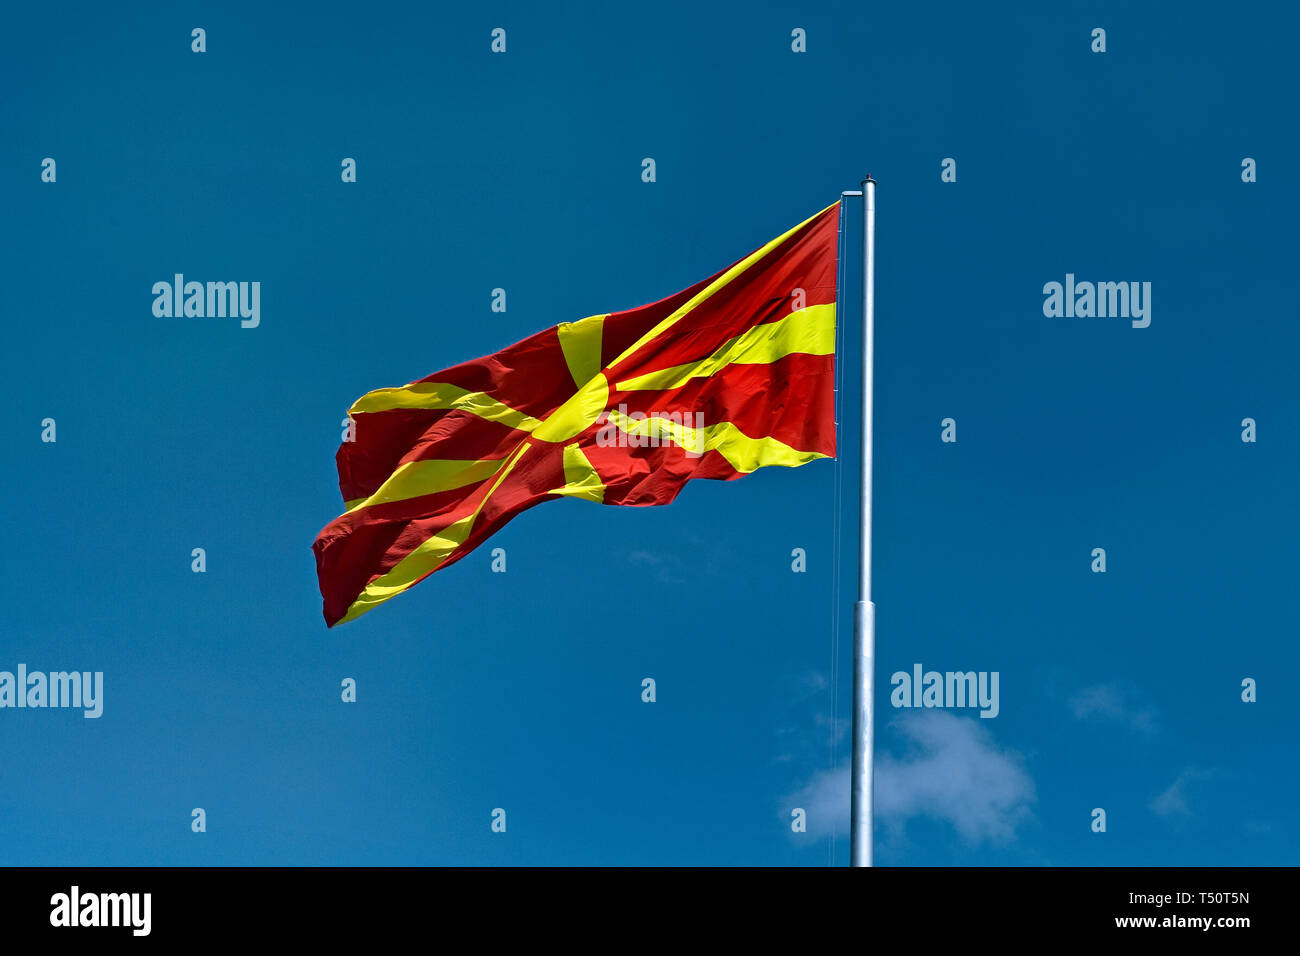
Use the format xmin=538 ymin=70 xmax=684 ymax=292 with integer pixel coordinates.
xmin=625 ymin=550 xmax=683 ymax=583
xmin=772 ymin=671 xmax=843 ymax=765
xmin=1069 ymin=681 xmax=1159 ymax=736
xmin=1150 ymin=768 xmax=1214 ymax=818
xmin=790 ymin=711 xmax=1035 ymax=846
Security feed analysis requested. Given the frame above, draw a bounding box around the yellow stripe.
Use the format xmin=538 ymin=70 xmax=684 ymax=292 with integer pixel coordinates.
xmin=607 ymin=201 xmax=838 ymax=371
xmin=548 ymin=443 xmax=605 ymax=503
xmin=615 ymin=303 xmax=834 ymax=391
xmin=606 ymin=410 xmax=826 ymax=473
xmin=337 ymin=442 xmax=531 ymax=625
xmin=343 ymin=458 xmax=508 ymax=514
xmin=556 ymin=313 xmax=606 ymax=387
xmin=532 ymin=373 xmax=609 ymax=443
xmin=700 ymin=421 xmax=827 ymax=473
xmin=349 ymin=382 xmax=542 ymax=432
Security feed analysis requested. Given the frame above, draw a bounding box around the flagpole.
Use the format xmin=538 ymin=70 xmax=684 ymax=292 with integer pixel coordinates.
xmin=849 ymin=175 xmax=877 ymax=867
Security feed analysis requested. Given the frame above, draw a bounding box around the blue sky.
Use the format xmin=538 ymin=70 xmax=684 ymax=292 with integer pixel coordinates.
xmin=1 ymin=0 xmax=1296 ymax=865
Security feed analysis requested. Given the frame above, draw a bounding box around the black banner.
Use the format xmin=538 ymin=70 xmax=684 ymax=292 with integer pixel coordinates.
xmin=0 ymin=866 xmax=1281 ymax=942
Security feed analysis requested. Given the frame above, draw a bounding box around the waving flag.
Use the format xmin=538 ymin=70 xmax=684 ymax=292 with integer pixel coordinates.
xmin=313 ymin=201 xmax=840 ymax=626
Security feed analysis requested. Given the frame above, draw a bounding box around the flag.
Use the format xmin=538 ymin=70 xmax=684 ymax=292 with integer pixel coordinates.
xmin=313 ymin=201 xmax=840 ymax=626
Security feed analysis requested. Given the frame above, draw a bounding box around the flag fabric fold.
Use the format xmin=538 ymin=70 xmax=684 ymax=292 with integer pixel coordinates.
xmin=313 ymin=201 xmax=840 ymax=626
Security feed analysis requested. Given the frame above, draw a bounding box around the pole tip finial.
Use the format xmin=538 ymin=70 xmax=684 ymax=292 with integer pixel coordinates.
xmin=862 ymin=173 xmax=877 ymax=186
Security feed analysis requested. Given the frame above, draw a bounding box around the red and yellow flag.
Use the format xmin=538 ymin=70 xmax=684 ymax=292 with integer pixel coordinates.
xmin=313 ymin=202 xmax=839 ymax=626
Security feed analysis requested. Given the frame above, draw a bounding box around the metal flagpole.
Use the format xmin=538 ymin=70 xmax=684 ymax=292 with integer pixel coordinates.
xmin=849 ymin=175 xmax=877 ymax=867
